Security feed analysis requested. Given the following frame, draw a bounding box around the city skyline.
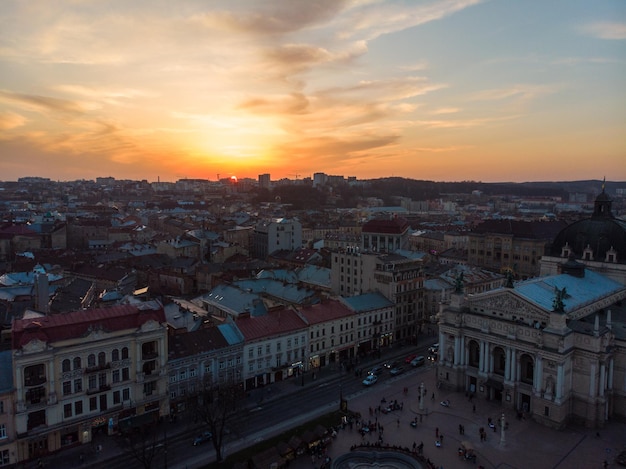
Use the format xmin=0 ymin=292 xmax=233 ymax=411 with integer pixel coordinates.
xmin=0 ymin=1 xmax=625 ymax=183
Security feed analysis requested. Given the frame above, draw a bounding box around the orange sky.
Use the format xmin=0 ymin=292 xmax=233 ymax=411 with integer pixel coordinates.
xmin=0 ymin=1 xmax=625 ymax=182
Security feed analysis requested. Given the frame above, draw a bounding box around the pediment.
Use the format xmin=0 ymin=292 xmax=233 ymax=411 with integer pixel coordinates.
xmin=468 ymin=290 xmax=547 ymax=324
xmin=22 ymin=338 xmax=47 ymax=354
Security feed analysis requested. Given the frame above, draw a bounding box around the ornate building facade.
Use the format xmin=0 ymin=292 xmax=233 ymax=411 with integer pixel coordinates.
xmin=436 ymin=265 xmax=626 ymax=429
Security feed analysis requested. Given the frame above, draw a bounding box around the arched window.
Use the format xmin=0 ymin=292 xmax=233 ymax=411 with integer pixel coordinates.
xmin=73 ymin=357 xmax=81 ymax=370
xmin=62 ymin=359 xmax=71 ymax=373
xmin=112 ymin=349 xmax=119 ymax=362
xmin=98 ymin=352 xmax=106 ymax=367
xmin=468 ymin=340 xmax=480 ymax=368
xmin=88 ymin=354 xmax=96 ymax=368
xmin=493 ymin=347 xmax=506 ymax=376
xmin=520 ymin=354 xmax=534 ymax=385
xmin=122 ymin=347 xmax=129 ymax=360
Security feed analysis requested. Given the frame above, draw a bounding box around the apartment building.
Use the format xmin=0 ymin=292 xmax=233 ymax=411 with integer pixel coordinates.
xmin=250 ymin=218 xmax=303 ymax=260
xmin=11 ymin=302 xmax=168 ymax=463
xmin=0 ymin=351 xmax=16 ymax=468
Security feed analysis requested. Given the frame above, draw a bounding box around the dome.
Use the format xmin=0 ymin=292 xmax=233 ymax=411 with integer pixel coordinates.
xmin=550 ymin=188 xmax=626 ymax=263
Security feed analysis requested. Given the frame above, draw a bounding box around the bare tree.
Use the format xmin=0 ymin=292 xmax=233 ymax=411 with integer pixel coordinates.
xmin=192 ymin=376 xmax=246 ymax=462
xmin=122 ymin=425 xmax=165 ymax=469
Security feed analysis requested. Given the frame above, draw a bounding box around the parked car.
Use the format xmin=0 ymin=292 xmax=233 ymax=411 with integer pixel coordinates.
xmin=368 ymin=365 xmax=384 ymax=376
xmin=362 ymin=374 xmax=378 ymax=386
xmin=389 ymin=366 xmax=405 ymax=376
xmin=193 ymin=431 xmax=213 ymax=446
xmin=404 ymin=354 xmax=418 ymax=364
xmin=410 ymin=355 xmax=425 ymax=367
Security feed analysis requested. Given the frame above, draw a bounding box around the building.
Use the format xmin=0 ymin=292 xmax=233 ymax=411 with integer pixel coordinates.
xmin=235 ymin=307 xmax=308 ymax=390
xmin=341 ymin=293 xmax=395 ymax=358
xmin=0 ymin=351 xmax=16 ymax=468
xmin=11 ymin=302 xmax=168 ymax=463
xmin=331 ymin=249 xmax=425 ymax=343
xmin=250 ymin=218 xmax=303 ymax=260
xmin=361 ymin=216 xmax=411 ymax=253
xmin=467 ymin=220 xmax=566 ymax=279
xmin=541 ymin=187 xmax=626 ymax=285
xmin=167 ymin=323 xmax=243 ymax=416
xmin=258 ymin=174 xmax=271 ymax=190
xmin=436 ymin=265 xmax=626 ymax=429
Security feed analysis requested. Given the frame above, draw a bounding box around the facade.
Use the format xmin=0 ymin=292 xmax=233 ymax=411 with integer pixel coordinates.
xmin=235 ymin=307 xmax=308 ymax=390
xmin=467 ymin=220 xmax=566 ymax=279
xmin=250 ymin=218 xmax=303 ymax=260
xmin=11 ymin=302 xmax=168 ymax=463
xmin=331 ymin=249 xmax=425 ymax=343
xmin=297 ymin=299 xmax=356 ymax=369
xmin=167 ymin=324 xmax=243 ymax=416
xmin=258 ymin=173 xmax=271 ymax=189
xmin=0 ymin=351 xmax=16 ymax=468
xmin=341 ymin=293 xmax=395 ymax=358
xmin=436 ymin=266 xmax=626 ymax=429
xmin=361 ymin=217 xmax=410 ymax=253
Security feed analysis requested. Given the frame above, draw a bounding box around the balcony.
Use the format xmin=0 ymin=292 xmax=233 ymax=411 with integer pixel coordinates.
xmin=24 ymin=375 xmax=47 ymax=387
xmin=85 ymin=363 xmax=111 ymax=374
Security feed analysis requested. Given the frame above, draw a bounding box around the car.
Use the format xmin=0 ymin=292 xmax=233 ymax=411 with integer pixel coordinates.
xmin=368 ymin=365 xmax=384 ymax=376
xmin=389 ymin=366 xmax=405 ymax=376
xmin=410 ymin=355 xmax=425 ymax=367
xmin=428 ymin=343 xmax=439 ymax=355
xmin=383 ymin=360 xmax=399 ymax=369
xmin=193 ymin=431 xmax=213 ymax=446
xmin=404 ymin=354 xmax=418 ymax=364
xmin=362 ymin=374 xmax=378 ymax=386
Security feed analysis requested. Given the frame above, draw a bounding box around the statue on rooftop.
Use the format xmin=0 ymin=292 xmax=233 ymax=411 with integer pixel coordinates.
xmin=552 ymin=286 xmax=567 ymax=312
xmin=455 ymin=272 xmax=464 ymax=294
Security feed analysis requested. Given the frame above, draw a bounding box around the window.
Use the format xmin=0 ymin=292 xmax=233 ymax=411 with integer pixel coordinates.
xmin=112 ymin=370 xmax=120 ymax=383
xmin=63 ymin=381 xmax=71 ymax=396
xmin=0 ymin=401 xmax=3 ymax=413
xmin=88 ymin=375 xmax=96 ymax=390
xmin=89 ymin=397 xmax=97 ymax=411
xmin=112 ymin=349 xmax=119 ymax=361
xmin=266 ymin=344 xmax=271 ymax=354
xmin=73 ymin=357 xmax=81 ymax=370
xmin=257 ymin=346 xmax=262 ymax=356
xmin=0 ymin=449 xmax=9 ymax=465
xmin=87 ymin=354 xmax=96 ymax=368
xmin=74 ymin=401 xmax=83 ymax=415
xmin=113 ymin=391 xmax=121 ymax=404
xmin=0 ymin=424 xmax=5 ymax=439
xmin=98 ymin=373 xmax=106 ymax=388
xmin=248 ymin=349 xmax=253 ymax=358
xmin=219 ymin=361 xmax=225 ymax=370
xmin=62 ymin=359 xmax=71 ymax=372
xmin=122 ymin=347 xmax=129 ymax=359
xmin=122 ymin=368 xmax=130 ymax=381
xmin=179 ymin=370 xmax=187 ymax=380
xmin=74 ymin=379 xmax=82 ymax=393
xmin=98 ymin=352 xmax=106 ymax=367
xmin=122 ymin=388 xmax=130 ymax=401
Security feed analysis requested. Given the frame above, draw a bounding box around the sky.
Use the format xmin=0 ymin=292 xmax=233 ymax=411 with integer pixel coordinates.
xmin=0 ymin=1 xmax=625 ymax=183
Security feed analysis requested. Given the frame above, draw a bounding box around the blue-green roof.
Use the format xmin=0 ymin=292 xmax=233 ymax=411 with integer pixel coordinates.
xmin=342 ymin=292 xmax=394 ymax=312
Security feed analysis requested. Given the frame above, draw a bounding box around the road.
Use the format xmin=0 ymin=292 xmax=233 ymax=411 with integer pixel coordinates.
xmin=92 ymin=343 xmax=436 ymax=469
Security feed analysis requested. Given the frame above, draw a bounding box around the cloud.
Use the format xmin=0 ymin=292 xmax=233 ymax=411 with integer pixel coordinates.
xmin=0 ymin=90 xmax=88 ymax=115
xmin=470 ymin=84 xmax=558 ymax=102
xmin=431 ymin=107 xmax=460 ymax=114
xmin=581 ymin=22 xmax=626 ymax=40
xmin=0 ymin=111 xmax=27 ymax=130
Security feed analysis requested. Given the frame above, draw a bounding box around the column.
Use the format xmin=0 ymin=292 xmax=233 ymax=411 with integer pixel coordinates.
xmin=535 ymin=356 xmax=543 ymax=394
xmin=510 ymin=349 xmax=517 ymax=382
xmin=479 ymin=341 xmax=485 ymax=373
xmin=439 ymin=331 xmax=445 ymax=363
xmin=608 ymin=359 xmax=614 ymax=389
xmin=599 ymin=363 xmax=606 ymax=397
xmin=589 ymin=363 xmax=597 ymax=397
xmin=556 ymin=364 xmax=564 ymax=401
xmin=488 ymin=346 xmax=494 ymax=374
xmin=504 ymin=348 xmax=511 ymax=381
xmin=454 ymin=336 xmax=460 ymax=366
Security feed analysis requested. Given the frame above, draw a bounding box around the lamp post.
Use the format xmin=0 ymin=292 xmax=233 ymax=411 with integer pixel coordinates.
xmin=419 ymin=382 xmax=425 ymax=411
xmin=499 ymin=413 xmax=506 ymax=446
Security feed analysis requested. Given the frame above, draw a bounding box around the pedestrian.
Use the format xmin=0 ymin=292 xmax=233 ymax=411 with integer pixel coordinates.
xmin=397 ymin=418 xmax=400 ymax=428
xmin=459 ymin=424 xmax=462 ymax=435
xmin=440 ymin=434 xmax=444 ymax=443
xmin=473 ymin=404 xmax=476 ymax=413
xmin=435 ymin=427 xmax=439 ymax=438
xmin=432 ymin=392 xmax=435 ymax=400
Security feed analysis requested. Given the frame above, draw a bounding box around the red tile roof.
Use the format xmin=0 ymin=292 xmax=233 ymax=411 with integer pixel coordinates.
xmin=297 ymin=299 xmax=354 ymax=325
xmin=12 ymin=303 xmax=166 ymax=349
xmin=235 ymin=307 xmax=307 ymax=341
xmin=362 ymin=217 xmax=410 ymax=234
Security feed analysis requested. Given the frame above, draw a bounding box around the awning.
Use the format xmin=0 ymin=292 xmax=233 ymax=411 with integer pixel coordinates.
xmin=485 ymin=378 xmax=503 ymax=390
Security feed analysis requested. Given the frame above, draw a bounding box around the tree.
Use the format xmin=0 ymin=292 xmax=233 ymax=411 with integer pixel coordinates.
xmin=122 ymin=424 xmax=165 ymax=469
xmin=192 ymin=376 xmax=247 ymax=462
